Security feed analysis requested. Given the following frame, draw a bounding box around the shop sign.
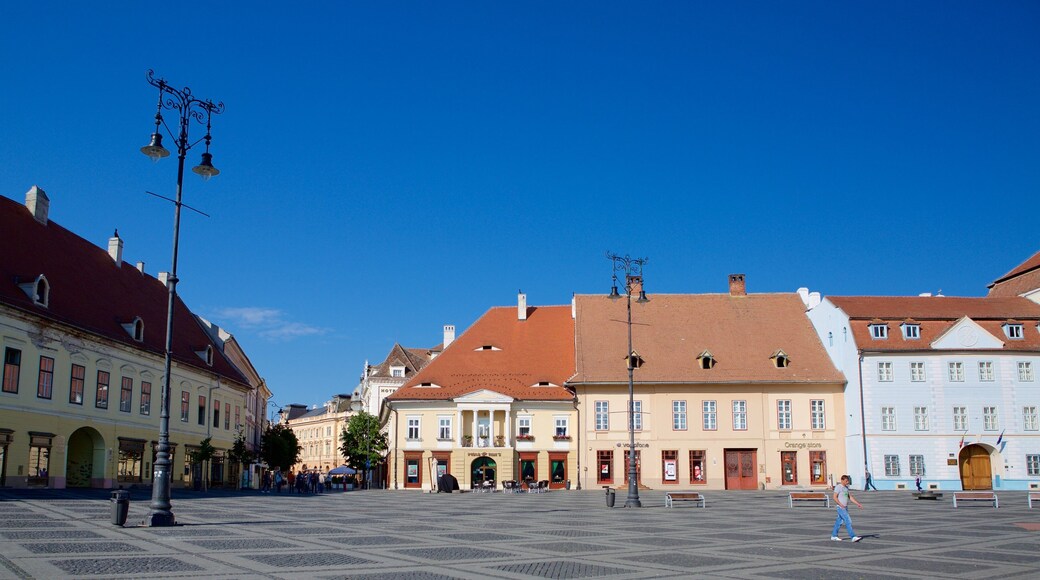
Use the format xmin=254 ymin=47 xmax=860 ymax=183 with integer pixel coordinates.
xmin=783 ymin=442 xmax=822 ymax=449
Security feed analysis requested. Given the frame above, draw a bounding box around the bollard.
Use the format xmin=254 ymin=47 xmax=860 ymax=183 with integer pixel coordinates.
xmin=605 ymin=486 xmax=616 ymax=508
xmin=110 ymin=489 xmax=130 ymax=526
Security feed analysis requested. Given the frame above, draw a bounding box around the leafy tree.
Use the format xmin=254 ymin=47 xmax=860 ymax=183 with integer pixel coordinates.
xmin=339 ymin=411 xmax=387 ymax=489
xmin=260 ymin=424 xmax=302 ymax=472
xmin=227 ymin=430 xmax=254 ymax=490
xmin=188 ymin=437 xmax=216 ymax=492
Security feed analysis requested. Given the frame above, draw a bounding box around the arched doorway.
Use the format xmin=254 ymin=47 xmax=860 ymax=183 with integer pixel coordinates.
xmin=66 ymin=427 xmax=106 ymax=488
xmin=959 ymin=444 xmax=993 ymax=490
xmin=471 ymin=457 xmax=496 ymax=485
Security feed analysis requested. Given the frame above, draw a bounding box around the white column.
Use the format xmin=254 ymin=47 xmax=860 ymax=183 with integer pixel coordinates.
xmin=505 ymin=408 xmax=511 ymax=447
xmin=472 ymin=410 xmax=478 ymax=447
xmin=456 ymin=409 xmax=463 ymax=446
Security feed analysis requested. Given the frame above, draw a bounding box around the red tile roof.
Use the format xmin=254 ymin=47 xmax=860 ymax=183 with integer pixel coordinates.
xmin=389 ymin=305 xmax=574 ymax=401
xmin=991 ymin=250 xmax=1040 ymax=285
xmin=571 ymin=293 xmax=843 ymax=384
xmin=828 ymin=295 xmax=1040 ymax=352
xmin=367 ymin=343 xmax=433 ymax=380
xmin=0 ymin=193 xmax=248 ymax=385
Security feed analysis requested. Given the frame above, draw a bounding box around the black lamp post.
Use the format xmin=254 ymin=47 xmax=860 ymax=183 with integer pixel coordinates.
xmin=607 ymin=252 xmax=648 ymax=508
xmin=142 ymin=70 xmax=224 ymax=527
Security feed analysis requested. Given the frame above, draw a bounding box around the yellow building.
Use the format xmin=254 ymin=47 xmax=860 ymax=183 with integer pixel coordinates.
xmin=570 ymin=275 xmax=847 ymax=491
xmin=1 ymin=187 xmax=263 ymax=489
xmin=282 ymin=395 xmax=354 ymax=474
xmin=384 ymin=294 xmax=577 ymax=491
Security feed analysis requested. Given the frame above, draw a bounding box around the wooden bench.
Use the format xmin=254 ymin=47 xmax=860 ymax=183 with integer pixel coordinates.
xmin=1028 ymin=492 xmax=1039 ymax=508
xmin=953 ymin=491 xmax=998 ymax=508
xmin=665 ymin=492 xmax=705 ymax=508
xmin=788 ymin=491 xmax=830 ymax=508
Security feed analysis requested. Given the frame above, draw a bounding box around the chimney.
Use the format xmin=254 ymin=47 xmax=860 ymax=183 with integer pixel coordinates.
xmin=729 ymin=274 xmax=746 ymax=296
xmin=158 ymin=272 xmax=170 ymax=287
xmin=108 ymin=230 xmax=124 ymax=265
xmin=627 ymin=275 xmax=643 ymax=296
xmin=518 ymin=290 xmax=528 ymax=321
xmin=443 ymin=324 xmax=455 ymax=348
xmin=25 ymin=185 xmax=49 ymax=225
xmin=136 ymin=261 xmax=145 ymax=273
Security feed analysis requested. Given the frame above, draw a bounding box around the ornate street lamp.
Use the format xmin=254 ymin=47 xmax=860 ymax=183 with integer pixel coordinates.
xmin=142 ymin=70 xmax=224 ymax=527
xmin=607 ymin=252 xmax=648 ymax=508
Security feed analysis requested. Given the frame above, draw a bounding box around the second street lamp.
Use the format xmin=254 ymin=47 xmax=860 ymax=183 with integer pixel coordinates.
xmin=608 ymin=252 xmax=648 ymax=508
xmin=142 ymin=70 xmax=224 ymax=527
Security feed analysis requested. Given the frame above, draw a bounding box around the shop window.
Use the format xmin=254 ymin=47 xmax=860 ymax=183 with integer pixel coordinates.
xmin=781 ymin=451 xmax=797 ymax=485
xmin=404 ymin=452 xmax=422 ymax=488
xmin=519 ymin=453 xmax=537 ymax=484
xmin=623 ymin=450 xmax=641 ymax=485
xmin=662 ymin=450 xmax=678 ymax=484
xmin=810 ymin=451 xmax=827 ymax=484
xmin=27 ymin=432 xmax=52 ymax=486
xmin=597 ymin=450 xmax=613 ymax=484
xmin=689 ymin=450 xmax=706 ymax=484
xmin=118 ymin=438 xmax=145 ymax=483
xmin=0 ymin=429 xmax=13 ymax=487
xmin=549 ymin=452 xmax=567 ymax=489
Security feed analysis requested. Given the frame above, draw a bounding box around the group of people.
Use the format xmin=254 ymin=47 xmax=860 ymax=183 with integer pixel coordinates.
xmin=260 ymin=469 xmax=328 ymax=494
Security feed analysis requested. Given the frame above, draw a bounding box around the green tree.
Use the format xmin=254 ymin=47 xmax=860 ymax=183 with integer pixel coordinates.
xmin=188 ymin=437 xmax=217 ymax=492
xmin=226 ymin=430 xmax=254 ymax=490
xmin=260 ymin=424 xmax=302 ymax=472
xmin=339 ymin=411 xmax=387 ymax=489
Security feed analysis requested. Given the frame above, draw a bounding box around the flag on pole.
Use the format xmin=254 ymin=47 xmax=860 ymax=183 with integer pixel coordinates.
xmin=999 ymin=440 xmax=1007 ymax=454
xmin=958 ymin=434 xmax=965 ymax=448
xmin=996 ymin=429 xmax=1005 ymax=446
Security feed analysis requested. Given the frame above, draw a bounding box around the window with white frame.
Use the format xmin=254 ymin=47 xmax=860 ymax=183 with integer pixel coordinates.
xmin=948 ymin=362 xmax=964 ymax=382
xmin=978 ymin=361 xmax=994 ymax=382
xmin=1004 ymin=323 xmax=1024 ymax=340
xmin=438 ymin=416 xmax=451 ymax=440
xmin=870 ymin=324 xmax=888 ymax=339
xmin=554 ymin=416 xmax=569 ymax=437
xmin=1025 ymin=406 xmax=1039 ymax=431
xmin=633 ymin=400 xmax=643 ymax=431
xmin=877 ymin=361 xmax=893 ymax=382
xmin=953 ymin=406 xmax=967 ymax=431
xmin=702 ymin=400 xmax=717 ymax=430
xmin=884 ymin=454 xmax=900 ymax=476
xmin=811 ymin=400 xmax=825 ymax=430
xmin=391 ymin=366 xmax=405 ymax=378
xmin=777 ymin=399 xmax=792 ymax=430
xmin=902 ymin=323 xmax=920 ymax=339
xmin=732 ymin=400 xmax=747 ymax=430
xmin=517 ymin=416 xmax=531 ymax=437
xmin=595 ymin=401 xmax=609 ymax=431
xmin=406 ymin=417 xmax=420 ymax=440
xmin=881 ymin=406 xmax=896 ymax=431
xmin=913 ymin=406 xmax=929 ymax=431
xmin=910 ymin=362 xmax=926 ymax=382
xmin=983 ymin=406 xmax=999 ymax=431
xmin=1019 ymin=361 xmax=1034 ymax=382
xmin=1027 ymin=454 xmax=1040 ymax=476
xmin=673 ymin=400 xmax=687 ymax=430
xmin=909 ymin=455 xmax=925 ymax=476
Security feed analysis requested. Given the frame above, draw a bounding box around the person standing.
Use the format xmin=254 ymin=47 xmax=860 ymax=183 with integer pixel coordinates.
xmin=832 ymin=474 xmax=863 ymax=542
xmin=864 ymin=470 xmax=878 ymax=491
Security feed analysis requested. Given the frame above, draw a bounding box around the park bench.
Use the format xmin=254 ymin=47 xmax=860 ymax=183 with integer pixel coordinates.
xmin=1028 ymin=491 xmax=1039 ymax=508
xmin=665 ymin=492 xmax=705 ymax=508
xmin=788 ymin=491 xmax=830 ymax=508
xmin=952 ymin=491 xmax=998 ymax=508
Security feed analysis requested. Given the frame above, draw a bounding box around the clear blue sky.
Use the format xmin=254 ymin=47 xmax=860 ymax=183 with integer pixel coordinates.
xmin=3 ymin=2 xmax=1038 ymax=409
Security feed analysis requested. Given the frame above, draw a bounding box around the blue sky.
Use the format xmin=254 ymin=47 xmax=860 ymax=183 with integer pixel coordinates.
xmin=3 ymin=2 xmax=1039 ymax=410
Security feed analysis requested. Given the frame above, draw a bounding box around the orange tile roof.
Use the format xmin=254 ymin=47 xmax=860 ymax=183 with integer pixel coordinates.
xmin=990 ymin=250 xmax=1040 ymax=286
xmin=388 ymin=305 xmax=575 ymax=401
xmin=571 ymin=293 xmax=843 ymax=384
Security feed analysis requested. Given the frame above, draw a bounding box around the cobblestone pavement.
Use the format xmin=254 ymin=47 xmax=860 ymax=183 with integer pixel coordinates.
xmin=0 ymin=487 xmax=1037 ymax=579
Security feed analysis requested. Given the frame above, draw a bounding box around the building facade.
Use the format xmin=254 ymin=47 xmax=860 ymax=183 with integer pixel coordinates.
xmin=384 ymin=295 xmax=577 ymax=491
xmin=282 ymin=395 xmax=355 ymax=474
xmin=807 ymin=255 xmax=1040 ymax=491
xmin=570 ymin=275 xmax=847 ymax=491
xmin=1 ymin=187 xmax=263 ymax=489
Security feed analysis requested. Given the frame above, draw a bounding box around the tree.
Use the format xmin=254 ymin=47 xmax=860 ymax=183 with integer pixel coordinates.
xmin=188 ymin=437 xmax=216 ymax=492
xmin=339 ymin=411 xmax=387 ymax=489
xmin=260 ymin=424 xmax=302 ymax=472
xmin=226 ymin=430 xmax=254 ymax=490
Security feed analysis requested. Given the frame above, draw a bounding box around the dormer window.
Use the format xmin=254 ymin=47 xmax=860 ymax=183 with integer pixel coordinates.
xmin=532 ymin=381 xmax=556 ymax=387
xmin=17 ymin=274 xmax=50 ymax=307
xmin=391 ymin=366 xmax=405 ymax=378
xmin=195 ymin=345 xmax=214 ymax=366
xmin=771 ymin=350 xmax=791 ymax=368
xmin=416 ymin=382 xmax=440 ymax=388
xmin=475 ymin=345 xmax=501 ymax=351
xmin=869 ymin=323 xmax=888 ymax=340
xmin=121 ymin=317 xmax=145 ymax=342
xmin=697 ymin=350 xmax=717 ymax=370
xmin=901 ymin=322 xmax=920 ymax=340
xmin=1004 ymin=322 xmax=1024 ymax=340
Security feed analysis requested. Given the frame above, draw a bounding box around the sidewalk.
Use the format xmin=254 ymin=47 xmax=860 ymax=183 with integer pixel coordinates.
xmin=0 ymin=488 xmax=1037 ymax=579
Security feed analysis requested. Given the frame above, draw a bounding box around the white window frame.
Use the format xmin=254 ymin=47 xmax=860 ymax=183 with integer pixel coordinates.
xmin=983 ymin=406 xmax=999 ymax=431
xmin=673 ymin=400 xmax=687 ymax=430
xmin=978 ymin=361 xmax=994 ymax=382
xmin=811 ymin=399 xmax=826 ymax=430
xmin=909 ymin=455 xmax=926 ymax=476
xmin=884 ymin=454 xmax=900 ymax=476
xmin=406 ymin=416 xmax=421 ymax=440
xmin=1019 ymin=361 xmax=1034 ymax=382
xmin=902 ymin=323 xmax=920 ymax=340
xmin=948 ymin=362 xmax=964 ymax=382
xmin=702 ymin=400 xmax=717 ymax=431
xmin=633 ymin=400 xmax=643 ymax=431
xmin=1027 ymin=454 xmax=1040 ymax=476
xmin=1004 ymin=323 xmax=1024 ymax=340
xmin=437 ymin=416 xmax=452 ymax=440
xmin=913 ymin=406 xmax=929 ymax=431
xmin=870 ymin=324 xmax=888 ymax=339
xmin=554 ymin=416 xmax=569 ymax=437
xmin=1024 ymin=406 xmax=1039 ymax=431
xmin=881 ymin=406 xmax=896 ymax=431
xmin=953 ymin=406 xmax=967 ymax=432
xmin=877 ymin=361 xmax=893 ymax=382
xmin=594 ymin=401 xmax=609 ymax=431
xmin=910 ymin=362 xmax=926 ymax=382
xmin=732 ymin=400 xmax=747 ymax=431
xmin=391 ymin=366 xmax=405 ymax=378
xmin=777 ymin=399 xmax=792 ymax=431
xmin=517 ymin=415 xmax=532 ymax=437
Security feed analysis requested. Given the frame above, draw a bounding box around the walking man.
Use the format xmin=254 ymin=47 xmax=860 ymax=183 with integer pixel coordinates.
xmin=832 ymin=474 xmax=863 ymax=542
xmin=864 ymin=470 xmax=878 ymax=491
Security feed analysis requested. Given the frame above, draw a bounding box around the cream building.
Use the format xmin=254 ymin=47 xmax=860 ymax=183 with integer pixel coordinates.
xmin=0 ymin=187 xmax=265 ymax=489
xmin=282 ymin=395 xmax=355 ymax=474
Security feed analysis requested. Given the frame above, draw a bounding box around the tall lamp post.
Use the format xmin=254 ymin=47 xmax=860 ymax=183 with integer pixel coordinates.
xmin=608 ymin=252 xmax=648 ymax=508
xmin=141 ymin=70 xmax=223 ymax=527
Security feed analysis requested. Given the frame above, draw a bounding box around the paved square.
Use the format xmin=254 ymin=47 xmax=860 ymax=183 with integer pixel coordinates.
xmin=0 ymin=487 xmax=1037 ymax=578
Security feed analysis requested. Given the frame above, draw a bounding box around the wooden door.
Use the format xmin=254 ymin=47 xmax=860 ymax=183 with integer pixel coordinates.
xmin=725 ymin=449 xmax=758 ymax=490
xmin=959 ymin=445 xmax=992 ymax=490
xmin=623 ymin=450 xmax=642 ymax=485
xmin=781 ymin=451 xmax=797 ymax=485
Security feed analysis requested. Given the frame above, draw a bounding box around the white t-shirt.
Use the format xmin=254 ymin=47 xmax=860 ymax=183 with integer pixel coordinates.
xmin=834 ymin=483 xmax=850 ymax=507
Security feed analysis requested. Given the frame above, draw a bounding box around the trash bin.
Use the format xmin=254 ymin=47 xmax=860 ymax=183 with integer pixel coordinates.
xmin=111 ymin=489 xmax=130 ymax=526
xmin=605 ymin=486 xmax=615 ymax=508
xmin=566 ymin=479 xmax=572 ymax=490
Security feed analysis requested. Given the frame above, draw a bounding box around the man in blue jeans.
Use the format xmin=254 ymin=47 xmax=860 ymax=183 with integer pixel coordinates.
xmin=832 ymin=474 xmax=863 ymax=542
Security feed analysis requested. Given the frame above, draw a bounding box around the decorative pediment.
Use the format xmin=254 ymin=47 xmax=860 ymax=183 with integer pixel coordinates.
xmin=932 ymin=317 xmax=1004 ymax=350
xmin=454 ymin=389 xmax=515 ymax=404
